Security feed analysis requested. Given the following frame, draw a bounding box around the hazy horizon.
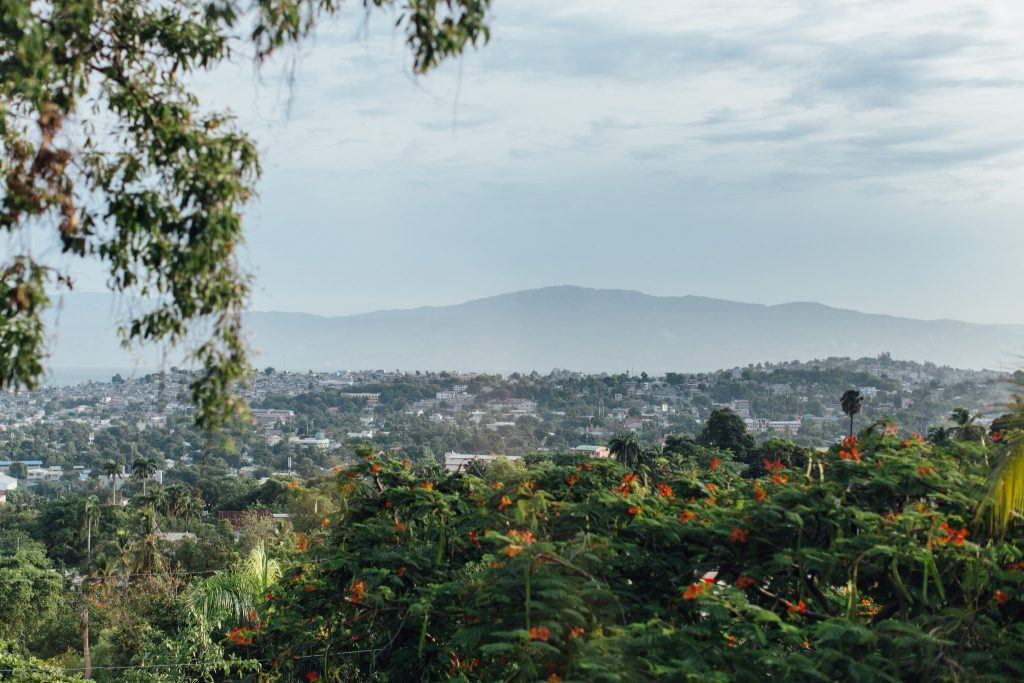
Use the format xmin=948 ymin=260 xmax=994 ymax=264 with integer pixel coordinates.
xmin=35 ymin=0 xmax=1024 ymax=326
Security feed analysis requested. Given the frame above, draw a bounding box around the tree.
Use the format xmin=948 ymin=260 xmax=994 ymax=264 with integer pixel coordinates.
xmin=0 ymin=0 xmax=492 ymax=428
xmin=81 ymin=495 xmax=100 ymax=563
xmin=131 ymin=456 xmax=157 ymax=495
xmin=697 ymin=408 xmax=755 ymax=461
xmin=840 ymin=389 xmax=864 ymax=438
xmin=7 ymin=462 xmax=28 ymax=481
xmin=608 ymin=432 xmax=643 ymax=470
xmin=949 ymin=407 xmax=985 ymax=443
xmin=101 ymin=460 xmax=122 ymax=506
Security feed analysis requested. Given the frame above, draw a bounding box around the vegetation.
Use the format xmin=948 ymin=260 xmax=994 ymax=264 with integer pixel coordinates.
xmin=0 ymin=0 xmax=492 ymax=427
xmin=1 ymin=393 xmax=1024 ymax=680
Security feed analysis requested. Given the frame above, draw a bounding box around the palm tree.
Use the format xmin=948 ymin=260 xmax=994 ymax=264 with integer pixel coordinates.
xmin=949 ymin=407 xmax=985 ymax=443
xmin=81 ymin=495 xmax=100 ymax=562
xmin=131 ymin=456 xmax=157 ymax=495
xmin=188 ymin=542 xmax=282 ymax=633
xmin=608 ymin=432 xmax=643 ymax=470
xmin=926 ymin=425 xmax=952 ymax=445
xmin=101 ymin=460 xmax=122 ymax=505
xmin=840 ymin=389 xmax=863 ymax=438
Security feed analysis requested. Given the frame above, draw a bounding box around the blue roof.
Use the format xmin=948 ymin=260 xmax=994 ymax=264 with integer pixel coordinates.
xmin=0 ymin=460 xmax=43 ymax=466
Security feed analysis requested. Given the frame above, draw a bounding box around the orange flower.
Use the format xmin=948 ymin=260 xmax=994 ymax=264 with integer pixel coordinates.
xmin=569 ymin=626 xmax=586 ymax=638
xmin=786 ymin=600 xmax=807 ymax=614
xmin=842 ymin=435 xmax=858 ymax=449
xmin=529 ymin=627 xmax=550 ymax=641
xmin=710 ymin=458 xmax=720 ymax=470
xmin=421 ymin=481 xmax=434 ymax=491
xmin=729 ymin=528 xmax=749 ymax=543
xmin=996 ymin=591 xmax=1010 ymax=605
xmin=752 ymin=482 xmax=766 ymax=502
xmin=509 ymin=529 xmax=537 ymax=544
xmin=491 ymin=482 xmax=504 ymax=490
xmin=321 ymin=517 xmax=330 ymax=528
xmin=917 ymin=466 xmax=935 ymax=477
xmin=679 ymin=511 xmax=697 ymax=524
xmin=296 ymin=534 xmax=309 ymax=551
xmin=737 ymin=576 xmax=756 ymax=589
xmin=771 ymin=474 xmax=788 ymax=486
xmin=566 ymin=474 xmax=580 ymax=486
xmin=705 ymin=483 xmax=718 ymax=494
xmin=394 ymin=520 xmax=407 ymax=533
xmin=398 ymin=566 xmax=406 ymax=577
xmin=370 ymin=464 xmax=381 ymax=474
xmin=498 ymin=496 xmax=511 ymax=511
xmin=350 ymin=579 xmax=367 ymax=602
xmin=548 ymin=674 xmax=562 ymax=682
xmin=764 ymin=459 xmax=783 ymax=472
xmin=627 ymin=505 xmax=642 ymax=516
xmin=937 ymin=521 xmax=968 ymax=546
xmin=617 ymin=474 xmax=638 ymax=494
xmin=725 ymin=634 xmax=736 ymax=648
xmin=505 ymin=544 xmax=524 ymax=558
xmin=657 ymin=482 xmax=674 ymax=498
xmin=289 ymin=481 xmax=298 ymax=490
xmin=682 ymin=583 xmax=706 ymax=600
xmin=1009 ymin=561 xmax=1024 ymax=572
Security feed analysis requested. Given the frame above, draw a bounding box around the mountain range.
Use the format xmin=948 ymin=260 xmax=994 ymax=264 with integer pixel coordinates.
xmin=45 ymin=286 xmax=1024 ymax=375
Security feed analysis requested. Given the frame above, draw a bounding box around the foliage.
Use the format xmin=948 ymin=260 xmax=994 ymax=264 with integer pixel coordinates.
xmin=698 ymin=408 xmax=756 ymax=462
xmin=0 ymin=0 xmax=491 ymax=428
xmin=256 ymin=432 xmax=1024 ymax=681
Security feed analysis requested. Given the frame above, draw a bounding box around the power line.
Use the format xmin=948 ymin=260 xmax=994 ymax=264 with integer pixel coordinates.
xmin=0 ymin=649 xmax=377 ymax=675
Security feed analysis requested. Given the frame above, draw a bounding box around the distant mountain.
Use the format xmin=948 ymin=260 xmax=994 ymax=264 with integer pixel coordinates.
xmin=44 ymin=287 xmax=1024 ymax=374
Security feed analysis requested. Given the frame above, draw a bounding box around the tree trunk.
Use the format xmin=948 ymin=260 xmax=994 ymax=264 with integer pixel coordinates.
xmin=849 ymin=414 xmax=854 ymax=439
xmin=82 ymin=602 xmax=91 ymax=679
xmin=87 ymin=521 xmax=92 ymax=561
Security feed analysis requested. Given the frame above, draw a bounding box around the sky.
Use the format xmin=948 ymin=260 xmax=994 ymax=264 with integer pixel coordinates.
xmin=85 ymin=1 xmax=1024 ymax=323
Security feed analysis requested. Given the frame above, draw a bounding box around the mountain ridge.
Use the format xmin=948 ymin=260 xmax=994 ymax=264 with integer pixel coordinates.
xmin=45 ymin=286 xmax=1024 ymax=373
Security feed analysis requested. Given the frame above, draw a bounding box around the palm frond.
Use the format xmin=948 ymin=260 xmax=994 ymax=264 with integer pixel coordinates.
xmin=980 ymin=433 xmax=1024 ymax=533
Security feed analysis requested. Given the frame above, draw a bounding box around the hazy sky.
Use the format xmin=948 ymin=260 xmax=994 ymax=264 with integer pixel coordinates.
xmin=106 ymin=1 xmax=1024 ymax=322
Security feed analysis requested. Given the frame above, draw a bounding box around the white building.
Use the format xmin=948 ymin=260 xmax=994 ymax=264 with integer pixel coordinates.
xmin=443 ymin=452 xmax=521 ymax=473
xmin=0 ymin=473 xmax=17 ymax=504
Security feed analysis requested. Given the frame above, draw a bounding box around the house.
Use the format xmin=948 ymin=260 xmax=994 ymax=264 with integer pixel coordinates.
xmin=0 ymin=473 xmax=17 ymax=504
xmin=443 ymin=452 xmax=521 ymax=473
xmin=572 ymin=445 xmax=611 ymax=458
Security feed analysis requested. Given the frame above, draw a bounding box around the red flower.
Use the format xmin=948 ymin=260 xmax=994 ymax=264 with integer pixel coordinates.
xmin=764 ymin=459 xmax=783 ymax=472
xmin=402 ymin=458 xmax=412 ymax=468
xmin=349 ymin=579 xmax=367 ymax=603
xmin=566 ymin=474 xmax=580 ymax=486
xmin=992 ymin=430 xmax=1003 ymax=442
xmin=883 ymin=424 xmax=899 ymax=436
xmin=398 ymin=566 xmax=406 ymax=577
xmin=679 ymin=511 xmax=697 ymax=524
xmin=996 ymin=591 xmax=1010 ymax=605
xmin=657 ymin=482 xmax=674 ymax=498
xmin=917 ymin=466 xmax=935 ymax=477
xmin=786 ymin=600 xmax=807 ymax=614
xmin=498 ymin=496 xmax=511 ymax=511
xmin=529 ymin=627 xmax=550 ymax=641
xmin=729 ymin=528 xmax=749 ymax=543
xmin=321 ymin=517 xmax=330 ymax=528
xmin=289 ymin=481 xmax=298 ymax=489
xmin=468 ymin=531 xmax=481 ymax=546
xmin=569 ymin=626 xmax=586 ymax=638
xmin=682 ymin=583 xmax=706 ymax=600
xmin=937 ymin=521 xmax=968 ymax=546
xmin=737 ymin=576 xmax=756 ymax=589
xmin=752 ymin=482 xmax=766 ymax=502
xmin=710 ymin=458 xmax=720 ymax=470
xmin=306 ymin=673 xmax=319 ymax=682
xmin=509 ymin=529 xmax=537 ymax=544
xmin=1009 ymin=561 xmax=1024 ymax=572
xmin=370 ymin=464 xmax=381 ymax=474
xmin=421 ymin=481 xmax=434 ymax=491
xmin=627 ymin=505 xmax=642 ymax=516
xmin=771 ymin=474 xmax=788 ymax=486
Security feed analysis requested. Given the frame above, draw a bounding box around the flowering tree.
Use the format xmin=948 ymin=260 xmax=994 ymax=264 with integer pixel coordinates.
xmin=251 ymin=430 xmax=1024 ymax=681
